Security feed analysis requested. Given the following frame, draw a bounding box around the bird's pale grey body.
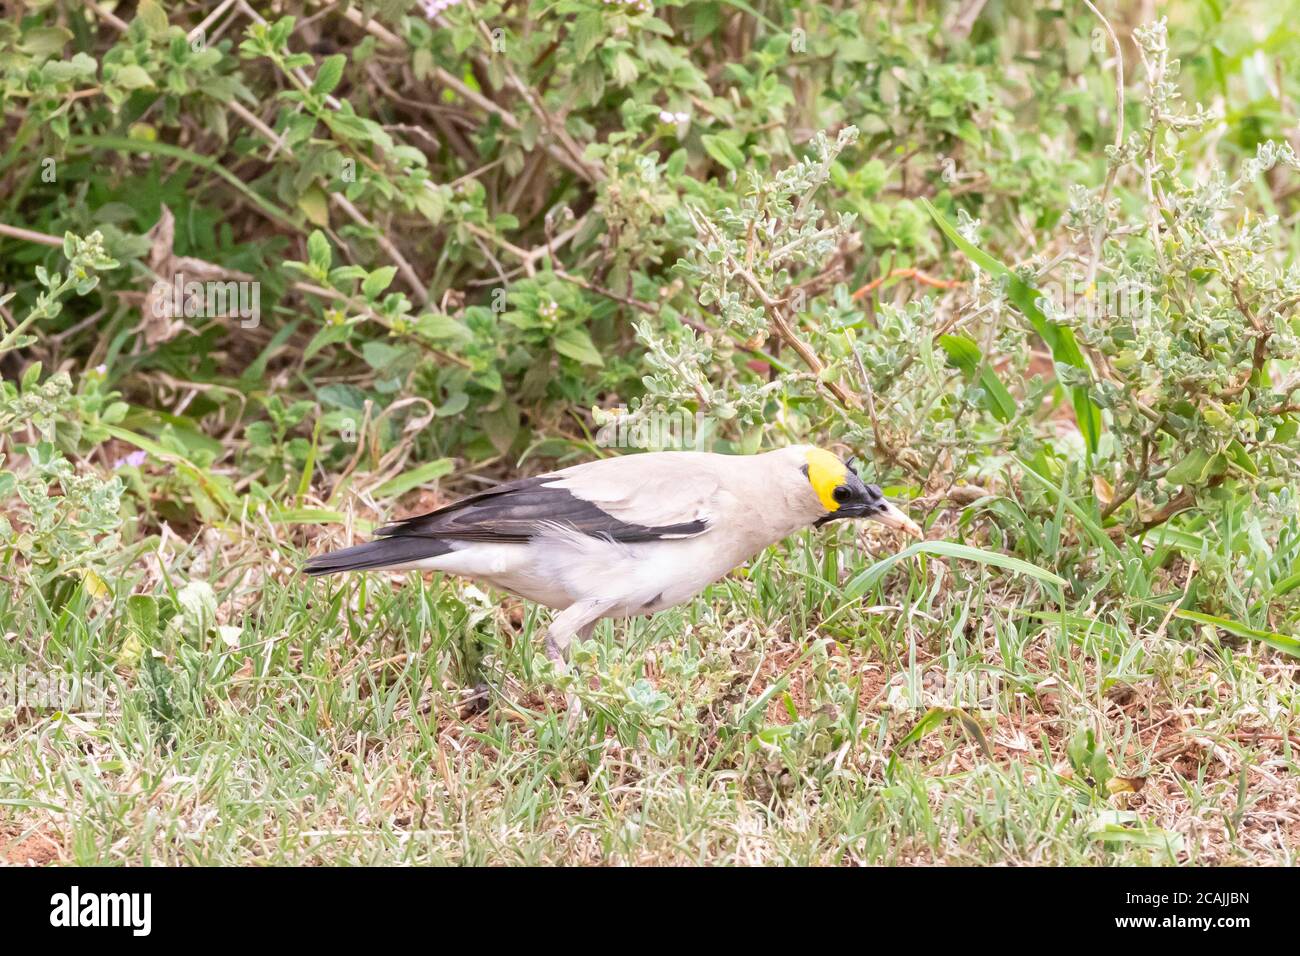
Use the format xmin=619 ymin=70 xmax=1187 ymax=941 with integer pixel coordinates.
xmin=387 ymin=447 xmax=824 ymax=620
xmin=305 ymin=444 xmax=918 ymax=671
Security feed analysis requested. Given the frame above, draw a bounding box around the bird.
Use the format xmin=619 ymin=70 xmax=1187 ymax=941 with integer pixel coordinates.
xmin=304 ymin=445 xmax=921 ymax=679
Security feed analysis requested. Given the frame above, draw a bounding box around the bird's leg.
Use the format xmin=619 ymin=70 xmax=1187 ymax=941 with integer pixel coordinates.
xmin=542 ymin=600 xmax=610 ymax=727
xmin=543 ymin=599 xmax=607 ymax=668
xmin=543 ymin=628 xmax=570 ymax=670
xmin=563 ymin=620 xmax=603 ymax=726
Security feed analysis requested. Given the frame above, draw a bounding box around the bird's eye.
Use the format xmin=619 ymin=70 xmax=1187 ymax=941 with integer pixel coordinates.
xmin=832 ymin=485 xmax=852 ymax=504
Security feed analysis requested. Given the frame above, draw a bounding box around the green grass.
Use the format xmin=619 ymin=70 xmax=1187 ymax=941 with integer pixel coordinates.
xmin=2 ymin=506 xmax=1296 ymax=866
xmin=3 ymin=0 xmax=1298 ymax=869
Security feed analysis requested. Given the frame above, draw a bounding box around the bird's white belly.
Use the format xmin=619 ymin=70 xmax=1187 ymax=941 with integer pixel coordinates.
xmin=399 ymin=531 xmax=754 ymax=617
xmin=397 ymin=542 xmax=570 ymax=608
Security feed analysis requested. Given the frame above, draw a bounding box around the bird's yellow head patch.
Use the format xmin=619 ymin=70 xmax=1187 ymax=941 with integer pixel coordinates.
xmin=804 ymin=447 xmax=850 ymax=512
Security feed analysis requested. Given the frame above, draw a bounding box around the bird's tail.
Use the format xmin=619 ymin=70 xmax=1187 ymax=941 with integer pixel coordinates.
xmin=303 ymin=536 xmax=452 ymax=575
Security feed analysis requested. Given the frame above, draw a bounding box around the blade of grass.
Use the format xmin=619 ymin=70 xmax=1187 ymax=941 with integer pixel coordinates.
xmin=845 ymin=539 xmax=1067 ymax=599
xmin=268 ymin=507 xmax=356 ymax=525
xmin=371 ymin=458 xmax=454 ymax=499
xmin=1016 ymin=458 xmax=1123 ymax=560
xmin=1173 ymin=609 xmax=1300 ymax=657
xmin=921 ymin=197 xmax=1103 ymax=454
xmin=888 ymin=706 xmax=993 ymax=768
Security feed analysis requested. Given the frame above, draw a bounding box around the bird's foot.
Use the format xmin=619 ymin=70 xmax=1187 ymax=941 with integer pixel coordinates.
xmin=565 ymin=691 xmax=585 ymax=731
xmin=459 ymin=681 xmax=490 ymax=718
xmin=543 ymin=649 xmax=585 ymax=730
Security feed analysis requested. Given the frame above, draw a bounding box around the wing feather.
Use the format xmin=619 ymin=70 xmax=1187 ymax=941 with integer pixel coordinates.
xmin=375 ymin=455 xmax=720 ymax=543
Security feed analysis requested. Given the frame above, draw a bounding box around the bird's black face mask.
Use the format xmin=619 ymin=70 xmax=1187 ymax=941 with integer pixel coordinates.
xmin=811 ymin=457 xmax=922 ymax=537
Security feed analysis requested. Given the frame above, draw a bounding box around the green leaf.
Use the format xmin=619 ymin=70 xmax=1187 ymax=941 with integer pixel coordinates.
xmin=480 ymin=401 xmax=520 ymax=454
xmin=318 ymin=383 xmax=366 ymax=411
xmin=415 ymin=313 xmax=470 ymax=343
xmin=1088 ymin=812 xmax=1184 ymax=859
xmin=700 ymin=134 xmax=745 ymax=172
xmin=372 ymin=458 xmax=454 ymax=499
xmin=0 ymin=798 xmax=67 ymax=813
xmin=553 ymin=328 xmax=604 ymax=366
xmin=127 ymin=594 xmax=159 ymax=635
xmin=20 ymin=26 xmax=73 ymax=57
xmin=174 ymin=580 xmax=218 ymax=641
xmin=1020 ymin=611 xmax=1124 ymax=644
xmin=304 ymin=322 xmax=352 ymax=360
xmin=21 ymin=361 xmax=43 ymax=391
xmin=329 ymin=266 xmax=367 ymax=283
xmin=1165 ymin=447 xmax=1215 ymax=485
xmin=312 ymin=54 xmax=346 ymax=97
xmin=103 ymin=425 xmax=238 ymax=512
xmin=361 ymin=340 xmax=405 ymax=370
xmin=115 ymin=64 xmax=155 ymax=90
xmin=414 ymin=185 xmax=447 ymax=224
xmin=362 ymin=266 xmax=397 ymax=300
xmin=572 ymin=11 xmax=604 ymax=59
xmin=937 ymin=333 xmax=1016 ymax=422
xmin=437 ymin=392 xmax=469 ymax=417
xmin=921 ymin=198 xmax=1102 ymax=454
xmin=1225 ymin=439 xmax=1258 ymax=476
xmin=1141 ymin=526 xmax=1210 ymax=554
xmin=412 ymin=46 xmax=434 ymax=80
xmin=307 ymin=230 xmax=332 ymax=272
xmin=936 ymin=332 xmax=981 ymax=368
xmin=610 ymin=51 xmax=639 ymax=87
xmin=136 ymin=0 xmax=169 ymax=36
xmin=297 ymin=186 xmax=330 ymax=227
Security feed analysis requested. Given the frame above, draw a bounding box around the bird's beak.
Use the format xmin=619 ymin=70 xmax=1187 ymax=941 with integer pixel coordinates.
xmin=872 ymin=500 xmax=923 ymax=539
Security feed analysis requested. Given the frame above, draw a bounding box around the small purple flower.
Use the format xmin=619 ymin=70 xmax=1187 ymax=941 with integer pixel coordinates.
xmin=422 ymin=0 xmax=462 ymax=18
xmin=113 ymin=450 xmax=148 ymax=470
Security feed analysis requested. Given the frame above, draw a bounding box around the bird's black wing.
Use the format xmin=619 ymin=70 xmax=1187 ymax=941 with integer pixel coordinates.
xmin=374 ymin=474 xmax=710 ymax=543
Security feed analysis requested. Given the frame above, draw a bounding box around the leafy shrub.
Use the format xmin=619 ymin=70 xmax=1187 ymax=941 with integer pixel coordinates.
xmin=0 ymin=1 xmax=1298 ymax=645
